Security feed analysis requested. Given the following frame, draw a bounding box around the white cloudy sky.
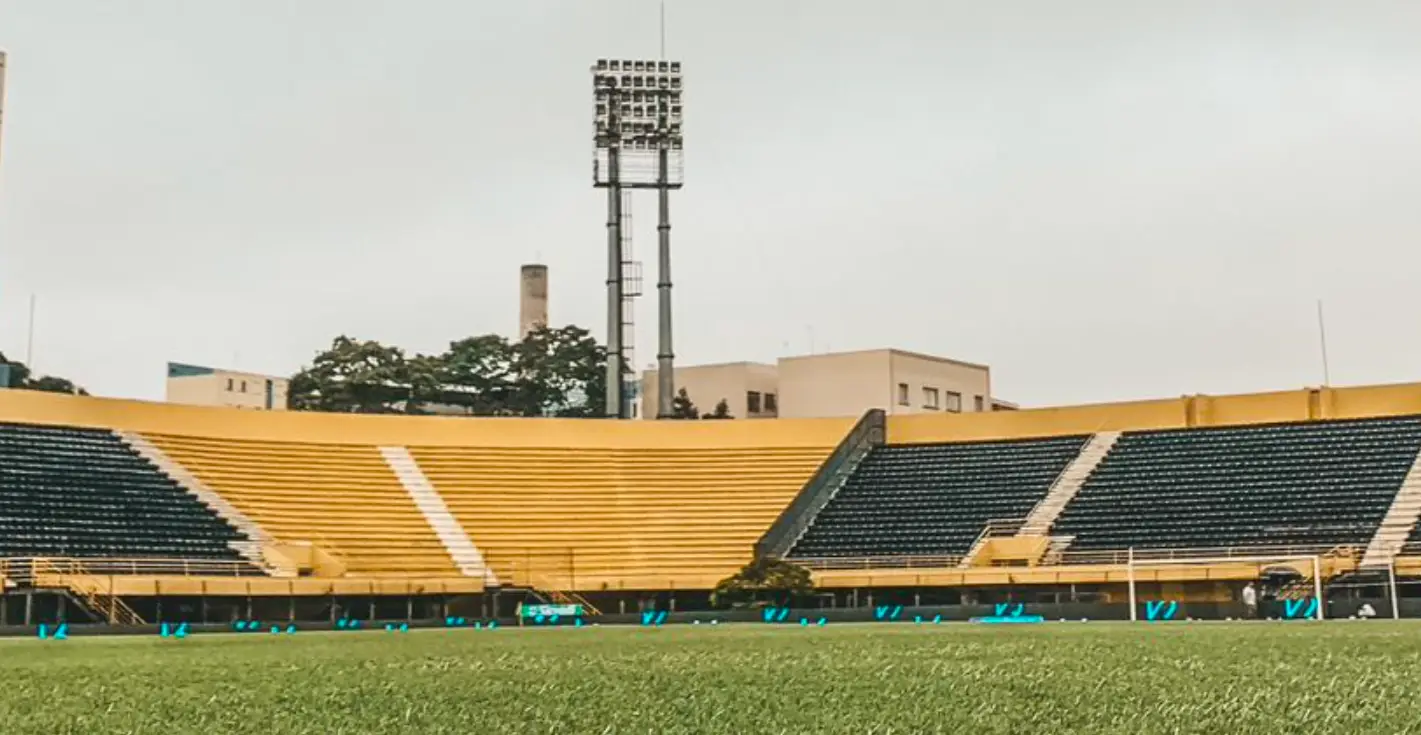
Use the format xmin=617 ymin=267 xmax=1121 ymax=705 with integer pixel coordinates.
xmin=0 ymin=1 xmax=1418 ymax=407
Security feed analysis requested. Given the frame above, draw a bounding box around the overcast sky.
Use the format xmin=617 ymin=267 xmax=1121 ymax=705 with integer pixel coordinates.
xmin=0 ymin=1 xmax=1418 ymax=407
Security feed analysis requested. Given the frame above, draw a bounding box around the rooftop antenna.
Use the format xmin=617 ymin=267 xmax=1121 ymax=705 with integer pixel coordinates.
xmin=1316 ymin=300 xmax=1331 ymax=387
xmin=660 ymin=1 xmax=666 ymax=59
xmin=25 ymin=294 xmax=35 ymax=367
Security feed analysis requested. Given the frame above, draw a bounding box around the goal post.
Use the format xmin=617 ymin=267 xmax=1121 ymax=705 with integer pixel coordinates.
xmin=1125 ymin=549 xmax=1324 ymax=621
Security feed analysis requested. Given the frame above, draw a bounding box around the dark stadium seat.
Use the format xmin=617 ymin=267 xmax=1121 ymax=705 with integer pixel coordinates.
xmin=0 ymin=422 xmax=254 ymax=561
xmin=786 ymin=436 xmax=1090 ymax=558
xmin=1052 ymin=416 xmax=1421 ymax=551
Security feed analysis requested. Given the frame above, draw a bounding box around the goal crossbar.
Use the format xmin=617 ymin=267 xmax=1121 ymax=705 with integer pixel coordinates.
xmin=1125 ymin=551 xmax=1324 ymax=621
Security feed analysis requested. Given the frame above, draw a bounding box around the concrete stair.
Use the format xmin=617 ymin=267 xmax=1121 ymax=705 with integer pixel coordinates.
xmin=119 ymin=431 xmax=282 ymax=574
xmin=1360 ymin=448 xmax=1421 ymax=568
xmin=1039 ymin=535 xmax=1075 ymax=565
xmin=379 ymin=446 xmax=499 ymax=585
xmin=1018 ymin=432 xmax=1121 ymax=537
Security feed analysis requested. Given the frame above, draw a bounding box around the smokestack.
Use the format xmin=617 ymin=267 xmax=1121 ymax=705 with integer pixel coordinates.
xmin=519 ymin=264 xmax=549 ymax=338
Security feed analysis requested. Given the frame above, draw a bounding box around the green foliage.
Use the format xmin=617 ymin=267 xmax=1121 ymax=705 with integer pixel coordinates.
xmin=668 ymin=388 xmax=698 ymax=419
xmin=0 ymin=352 xmax=87 ymax=395
xmin=439 ymin=335 xmax=515 ymax=414
xmin=710 ymin=557 xmax=814 ymax=608
xmin=702 ymin=398 xmax=733 ymax=420
xmin=288 ymin=326 xmax=608 ymax=417
xmin=287 ymin=337 xmax=414 ymax=413
xmin=510 ymin=325 xmax=607 ymax=418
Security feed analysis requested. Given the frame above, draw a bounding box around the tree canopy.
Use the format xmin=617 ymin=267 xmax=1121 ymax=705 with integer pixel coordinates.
xmin=703 ymin=398 xmax=733 ymax=420
xmin=710 ymin=557 xmax=815 ymax=608
xmin=288 ymin=325 xmax=609 ymax=417
xmin=668 ymin=388 xmax=699 ymax=419
xmin=0 ymin=353 xmax=87 ymax=395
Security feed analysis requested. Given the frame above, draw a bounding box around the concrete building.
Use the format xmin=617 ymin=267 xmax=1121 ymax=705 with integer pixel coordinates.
xmin=166 ymin=362 xmax=289 ymax=410
xmin=642 ymin=362 xmax=780 ymax=419
xmin=640 ymin=348 xmax=998 ymax=420
xmin=519 ymin=264 xmax=549 ymax=338
xmin=779 ymin=349 xmax=992 ymax=419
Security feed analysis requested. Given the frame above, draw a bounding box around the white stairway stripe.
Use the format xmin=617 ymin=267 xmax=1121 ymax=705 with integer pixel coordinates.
xmin=118 ymin=430 xmax=284 ymax=575
xmin=379 ymin=446 xmax=499 ymax=586
xmin=1360 ymin=447 xmax=1421 ymax=568
xmin=1018 ymin=432 xmax=1121 ymax=537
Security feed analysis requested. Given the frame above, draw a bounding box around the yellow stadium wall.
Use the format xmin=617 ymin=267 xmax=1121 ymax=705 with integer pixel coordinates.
xmin=4 ymin=381 xmax=1420 ymax=450
xmin=0 ymin=390 xmax=852 ymax=448
xmin=888 ymin=382 xmax=1421 ymax=444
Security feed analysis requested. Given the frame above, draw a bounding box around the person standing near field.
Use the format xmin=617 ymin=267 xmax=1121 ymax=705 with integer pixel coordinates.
xmin=1242 ymin=582 xmax=1258 ymax=619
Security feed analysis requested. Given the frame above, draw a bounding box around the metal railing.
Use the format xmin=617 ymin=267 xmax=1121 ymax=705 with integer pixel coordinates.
xmin=755 ymin=409 xmax=886 ymax=559
xmin=1 ymin=557 xmax=264 ymax=584
xmin=1055 ymin=544 xmax=1361 ymax=567
xmin=792 ymin=555 xmax=966 ymax=571
xmin=792 ymin=544 xmax=1362 ymax=573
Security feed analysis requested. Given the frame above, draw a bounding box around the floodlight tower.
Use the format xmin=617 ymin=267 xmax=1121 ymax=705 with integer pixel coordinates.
xmin=592 ymin=58 xmax=684 ymax=418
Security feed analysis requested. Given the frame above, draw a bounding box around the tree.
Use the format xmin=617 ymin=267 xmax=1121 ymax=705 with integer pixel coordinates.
xmin=287 ymin=336 xmax=413 ymax=413
xmin=702 ymin=398 xmax=733 ymax=420
xmin=668 ymin=388 xmax=699 ymax=419
xmin=509 ymin=325 xmax=608 ymax=417
xmin=0 ymin=352 xmax=87 ymax=395
xmin=288 ymin=325 xmax=614 ymax=417
xmin=438 ymin=335 xmax=515 ymax=415
xmin=710 ymin=557 xmax=814 ymax=609
xmin=24 ymin=375 xmax=87 ymax=395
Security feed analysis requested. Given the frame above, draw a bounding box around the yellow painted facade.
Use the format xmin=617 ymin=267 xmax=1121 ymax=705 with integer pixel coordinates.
xmin=0 ymin=381 xmax=1419 ymax=592
xmin=888 ymin=383 xmax=1421 ymax=445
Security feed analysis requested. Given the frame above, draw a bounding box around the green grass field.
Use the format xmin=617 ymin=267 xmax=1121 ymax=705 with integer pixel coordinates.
xmin=2 ymin=622 xmax=1419 ymax=734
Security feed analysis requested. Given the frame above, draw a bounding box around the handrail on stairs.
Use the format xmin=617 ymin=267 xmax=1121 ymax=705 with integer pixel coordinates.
xmin=755 ymin=409 xmax=886 ymax=559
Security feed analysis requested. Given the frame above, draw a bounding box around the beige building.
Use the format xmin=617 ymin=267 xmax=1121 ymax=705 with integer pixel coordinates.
xmin=166 ymin=362 xmax=289 ymax=410
xmin=642 ymin=361 xmax=780 ymax=419
xmin=640 ymin=348 xmax=998 ymax=420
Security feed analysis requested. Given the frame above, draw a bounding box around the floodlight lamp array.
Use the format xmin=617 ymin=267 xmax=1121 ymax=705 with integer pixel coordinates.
xmin=592 ymin=58 xmax=683 ymax=152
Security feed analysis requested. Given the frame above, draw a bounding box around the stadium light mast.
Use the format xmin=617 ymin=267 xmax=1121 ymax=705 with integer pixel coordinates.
xmin=592 ymin=58 xmax=684 ymax=418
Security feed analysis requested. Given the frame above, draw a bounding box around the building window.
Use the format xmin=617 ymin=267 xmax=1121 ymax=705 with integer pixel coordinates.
xmin=922 ymin=387 xmax=940 ymax=410
xmin=946 ymin=391 xmax=962 ymax=413
xmin=747 ymin=391 xmax=762 ymax=414
xmin=226 ymin=378 xmax=234 ymax=391
xmin=240 ymin=380 xmax=247 ymax=393
xmin=765 ymin=393 xmax=778 ymax=412
xmin=974 ymin=395 xmax=985 ymax=412
xmin=897 ymin=383 xmax=909 ymax=406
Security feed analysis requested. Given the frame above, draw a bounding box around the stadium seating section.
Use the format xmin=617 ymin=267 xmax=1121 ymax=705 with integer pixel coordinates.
xmin=409 ymin=445 xmax=827 ymax=589
xmin=145 ymin=434 xmax=459 ymax=577
xmin=787 ymin=436 xmax=1089 ymax=558
xmin=1051 ymin=416 xmax=1421 ymax=550
xmin=5 ymin=384 xmax=1421 ymax=593
xmin=0 ymin=422 xmax=250 ymax=560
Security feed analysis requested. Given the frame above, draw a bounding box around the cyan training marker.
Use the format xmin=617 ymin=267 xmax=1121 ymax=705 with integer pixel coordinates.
xmin=873 ymin=605 xmax=903 ymax=621
xmin=1283 ymin=598 xmax=1319 ymax=620
xmin=761 ymin=607 xmax=791 ymax=623
xmin=1145 ymin=601 xmax=1179 ymax=621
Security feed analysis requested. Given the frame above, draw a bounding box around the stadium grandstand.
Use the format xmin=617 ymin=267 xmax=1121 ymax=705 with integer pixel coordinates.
xmin=3 ymin=380 xmax=1421 ymax=626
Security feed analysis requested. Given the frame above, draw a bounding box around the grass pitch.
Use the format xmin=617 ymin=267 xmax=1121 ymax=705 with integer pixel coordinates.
xmin=2 ymin=621 xmax=1419 ymax=734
